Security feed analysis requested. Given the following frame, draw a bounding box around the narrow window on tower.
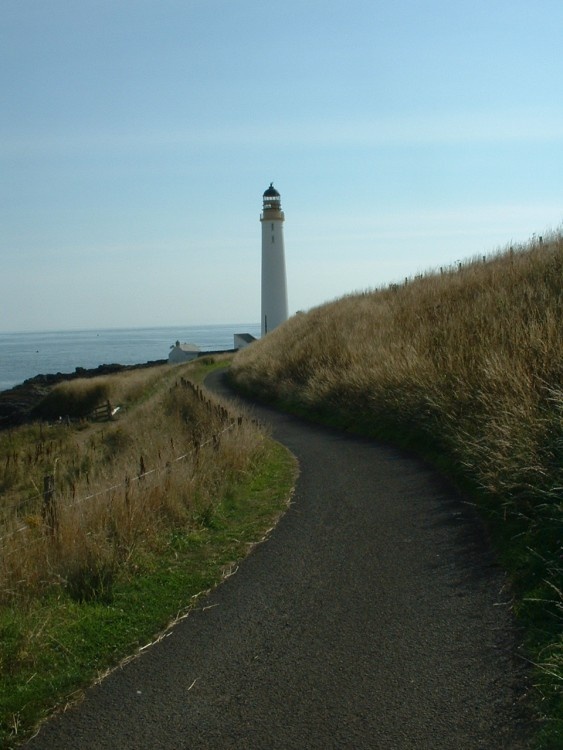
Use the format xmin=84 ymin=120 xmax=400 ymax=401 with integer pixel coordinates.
xmin=271 ymin=223 xmax=274 ymax=230
xmin=272 ymin=234 xmax=274 ymax=243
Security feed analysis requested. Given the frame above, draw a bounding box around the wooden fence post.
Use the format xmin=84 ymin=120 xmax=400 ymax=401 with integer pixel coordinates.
xmin=124 ymin=475 xmax=130 ymax=509
xmin=43 ymin=474 xmax=57 ymax=536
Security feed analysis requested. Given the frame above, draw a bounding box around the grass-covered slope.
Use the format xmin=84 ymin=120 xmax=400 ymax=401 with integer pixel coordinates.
xmin=0 ymin=359 xmax=297 ymax=748
xmin=231 ymin=234 xmax=562 ymax=748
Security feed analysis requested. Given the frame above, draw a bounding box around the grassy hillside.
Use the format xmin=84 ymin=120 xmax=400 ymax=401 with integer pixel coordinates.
xmin=231 ymin=233 xmax=562 ymax=748
xmin=0 ymin=359 xmax=297 ymax=748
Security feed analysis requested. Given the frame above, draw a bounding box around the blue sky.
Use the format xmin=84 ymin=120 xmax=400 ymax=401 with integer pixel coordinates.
xmin=2 ymin=0 xmax=562 ymax=332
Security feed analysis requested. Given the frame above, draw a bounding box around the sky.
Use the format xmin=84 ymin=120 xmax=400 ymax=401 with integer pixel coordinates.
xmin=1 ymin=0 xmax=562 ymax=332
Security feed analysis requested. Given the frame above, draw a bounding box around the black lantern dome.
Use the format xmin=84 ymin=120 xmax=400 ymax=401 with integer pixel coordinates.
xmin=262 ymin=182 xmax=282 ymax=212
xmin=263 ymin=182 xmax=280 ymax=198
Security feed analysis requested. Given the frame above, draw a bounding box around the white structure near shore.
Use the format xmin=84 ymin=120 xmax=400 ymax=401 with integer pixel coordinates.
xmin=234 ymin=333 xmax=256 ymax=350
xmin=168 ymin=341 xmax=200 ymax=363
xmin=261 ymin=183 xmax=288 ymax=336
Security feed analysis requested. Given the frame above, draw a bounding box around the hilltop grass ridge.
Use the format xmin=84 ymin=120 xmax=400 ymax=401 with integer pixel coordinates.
xmin=230 ymin=232 xmax=563 ymax=748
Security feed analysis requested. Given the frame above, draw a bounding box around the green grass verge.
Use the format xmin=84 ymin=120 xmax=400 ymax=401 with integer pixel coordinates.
xmin=0 ymin=439 xmax=297 ymax=749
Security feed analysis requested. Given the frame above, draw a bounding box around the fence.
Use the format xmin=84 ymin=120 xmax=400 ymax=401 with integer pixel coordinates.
xmin=1 ymin=428 xmax=237 ymax=551
xmin=0 ymin=376 xmax=253 ymax=555
xmin=89 ymin=400 xmax=113 ymax=422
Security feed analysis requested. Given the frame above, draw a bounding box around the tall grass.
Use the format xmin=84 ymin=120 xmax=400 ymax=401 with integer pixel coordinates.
xmin=231 ymin=232 xmax=562 ymax=747
xmin=0 ymin=358 xmax=299 ymax=747
xmin=0 ymin=362 xmax=268 ymax=605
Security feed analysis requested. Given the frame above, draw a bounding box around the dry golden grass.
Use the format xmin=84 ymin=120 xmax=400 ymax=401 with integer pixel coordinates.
xmin=0 ymin=362 xmax=268 ymax=604
xmin=231 ymin=232 xmax=562 ymax=740
xmin=232 ymin=234 xmax=562 ymax=516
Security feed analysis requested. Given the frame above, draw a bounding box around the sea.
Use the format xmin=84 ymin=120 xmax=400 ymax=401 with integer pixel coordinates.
xmin=0 ymin=324 xmax=261 ymax=392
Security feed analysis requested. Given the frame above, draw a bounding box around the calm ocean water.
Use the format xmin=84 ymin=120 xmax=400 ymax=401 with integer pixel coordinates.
xmin=0 ymin=324 xmax=260 ymax=392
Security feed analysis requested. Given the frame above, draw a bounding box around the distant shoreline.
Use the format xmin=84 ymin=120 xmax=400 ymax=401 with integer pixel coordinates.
xmin=0 ymin=351 xmax=234 ymax=428
xmin=0 ymin=324 xmax=258 ymax=394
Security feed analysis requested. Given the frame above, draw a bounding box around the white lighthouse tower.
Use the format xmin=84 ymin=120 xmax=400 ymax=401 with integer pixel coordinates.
xmin=260 ymin=183 xmax=288 ymax=336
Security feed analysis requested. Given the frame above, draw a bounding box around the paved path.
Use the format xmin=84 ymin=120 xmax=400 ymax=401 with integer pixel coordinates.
xmin=26 ymin=370 xmax=529 ymax=749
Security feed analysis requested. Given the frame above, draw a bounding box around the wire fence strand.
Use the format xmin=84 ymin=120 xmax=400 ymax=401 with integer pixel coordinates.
xmin=0 ymin=420 xmax=238 ymax=548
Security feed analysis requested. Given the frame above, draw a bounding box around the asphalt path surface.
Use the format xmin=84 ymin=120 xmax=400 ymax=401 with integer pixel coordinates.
xmin=26 ymin=370 xmax=529 ymax=749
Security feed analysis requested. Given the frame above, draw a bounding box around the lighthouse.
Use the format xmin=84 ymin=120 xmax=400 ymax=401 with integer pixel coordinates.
xmin=260 ymin=183 xmax=288 ymax=336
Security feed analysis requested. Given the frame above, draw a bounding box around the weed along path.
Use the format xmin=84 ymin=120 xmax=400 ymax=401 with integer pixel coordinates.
xmin=25 ymin=370 xmax=529 ymax=750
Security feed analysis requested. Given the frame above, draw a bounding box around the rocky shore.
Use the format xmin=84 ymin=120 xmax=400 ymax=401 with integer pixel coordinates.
xmin=0 ymin=360 xmax=167 ymax=429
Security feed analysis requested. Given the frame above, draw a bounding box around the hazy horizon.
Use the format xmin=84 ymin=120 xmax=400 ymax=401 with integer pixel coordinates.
xmin=0 ymin=322 xmax=262 ymax=335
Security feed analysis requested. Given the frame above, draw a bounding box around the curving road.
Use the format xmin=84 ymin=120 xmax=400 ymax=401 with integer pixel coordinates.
xmin=26 ymin=370 xmax=530 ymax=749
